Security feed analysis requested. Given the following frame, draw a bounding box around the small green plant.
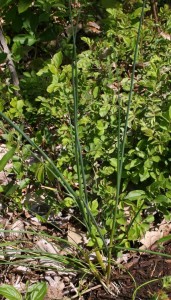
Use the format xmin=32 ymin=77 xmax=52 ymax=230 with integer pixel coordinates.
xmin=133 ymin=276 xmax=171 ymax=300
xmin=0 ymin=282 xmax=47 ymax=300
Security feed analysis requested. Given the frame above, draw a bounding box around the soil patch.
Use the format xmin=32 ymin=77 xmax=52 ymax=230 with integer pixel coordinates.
xmin=88 ymin=244 xmax=171 ymax=299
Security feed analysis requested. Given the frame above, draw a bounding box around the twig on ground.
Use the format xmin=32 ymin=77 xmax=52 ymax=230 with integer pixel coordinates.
xmin=71 ymin=284 xmax=102 ymax=299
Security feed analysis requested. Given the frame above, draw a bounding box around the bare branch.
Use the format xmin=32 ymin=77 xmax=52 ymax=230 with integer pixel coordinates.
xmin=0 ymin=28 xmax=20 ymax=90
xmin=150 ymin=0 xmax=159 ymax=31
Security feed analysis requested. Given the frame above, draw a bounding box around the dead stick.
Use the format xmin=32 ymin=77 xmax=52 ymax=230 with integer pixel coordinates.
xmin=0 ymin=28 xmax=20 ymax=90
xmin=150 ymin=0 xmax=160 ymax=32
xmin=150 ymin=0 xmax=171 ymax=40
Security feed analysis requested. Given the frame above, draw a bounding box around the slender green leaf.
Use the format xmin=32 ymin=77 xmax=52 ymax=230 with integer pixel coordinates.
xmin=0 ymin=285 xmax=22 ymax=300
xmin=0 ymin=147 xmax=16 ymax=172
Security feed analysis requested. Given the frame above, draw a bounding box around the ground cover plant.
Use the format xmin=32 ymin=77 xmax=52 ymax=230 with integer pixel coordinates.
xmin=0 ymin=282 xmax=47 ymax=300
xmin=0 ymin=0 xmax=171 ymax=299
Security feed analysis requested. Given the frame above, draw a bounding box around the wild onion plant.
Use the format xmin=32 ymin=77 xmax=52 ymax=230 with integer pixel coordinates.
xmin=1 ymin=0 xmax=169 ymax=291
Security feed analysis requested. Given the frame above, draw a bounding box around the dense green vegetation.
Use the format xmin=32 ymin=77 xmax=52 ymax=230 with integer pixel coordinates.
xmin=1 ymin=0 xmax=171 ymax=296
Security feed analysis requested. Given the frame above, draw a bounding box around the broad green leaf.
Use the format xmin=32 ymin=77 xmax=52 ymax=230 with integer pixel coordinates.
xmin=0 ymin=285 xmax=22 ymax=300
xmin=166 ymin=181 xmax=171 ymax=190
xmin=64 ymin=197 xmax=74 ymax=207
xmin=131 ymin=7 xmax=145 ymax=19
xmin=91 ymin=199 xmax=98 ymax=211
xmin=106 ymin=218 xmax=112 ymax=228
xmin=128 ymin=225 xmax=140 ymax=241
xmin=27 ymin=282 xmax=47 ymax=300
xmin=141 ymin=128 xmax=154 ymax=137
xmin=166 ymin=191 xmax=171 ymax=198
xmin=139 ymin=168 xmax=150 ymax=182
xmin=13 ymin=161 xmax=22 ymax=174
xmin=109 ymin=158 xmax=117 ymax=168
xmin=155 ymin=195 xmax=169 ymax=203
xmin=125 ymin=190 xmax=146 ymax=200
xmin=99 ymin=103 xmax=110 ymax=117
xmin=96 ymin=237 xmax=103 ymax=249
xmin=18 ymin=0 xmax=32 ymax=13
xmin=130 ymin=158 xmax=142 ymax=169
xmin=13 ymin=34 xmax=37 ymax=46
xmin=47 ymin=83 xmax=56 ymax=93
xmin=37 ymin=66 xmax=49 ymax=76
xmin=81 ymin=37 xmax=92 ymax=47
xmin=79 ymin=116 xmax=90 ymax=125
xmin=125 ymin=158 xmax=141 ymax=170
xmin=144 ymin=215 xmax=154 ymax=223
xmin=48 ymin=64 xmax=58 ymax=74
xmin=0 ymin=147 xmax=16 ymax=172
xmin=121 ymin=78 xmax=131 ymax=91
xmin=101 ymin=166 xmax=114 ymax=175
xmin=17 ymin=100 xmax=24 ymax=111
xmin=151 ymin=156 xmax=161 ymax=162
xmin=96 ymin=120 xmax=104 ymax=130
xmin=87 ymin=239 xmax=94 ymax=247
xmin=51 ymin=52 xmax=63 ymax=69
xmin=144 ymin=159 xmax=153 ymax=168
xmin=19 ymin=178 xmax=30 ymax=189
xmin=117 ymin=217 xmax=127 ymax=225
xmin=96 ymin=120 xmax=108 ymax=134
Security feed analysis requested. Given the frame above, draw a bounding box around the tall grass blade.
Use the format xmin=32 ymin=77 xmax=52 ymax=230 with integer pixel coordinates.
xmin=69 ymin=1 xmax=89 ymax=212
xmin=68 ymin=2 xmax=107 ymax=263
xmin=69 ymin=4 xmax=87 ymax=225
xmin=106 ymin=0 xmax=146 ymax=283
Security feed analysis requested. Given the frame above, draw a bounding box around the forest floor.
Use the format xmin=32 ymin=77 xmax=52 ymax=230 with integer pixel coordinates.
xmin=0 ymin=207 xmax=171 ymax=300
